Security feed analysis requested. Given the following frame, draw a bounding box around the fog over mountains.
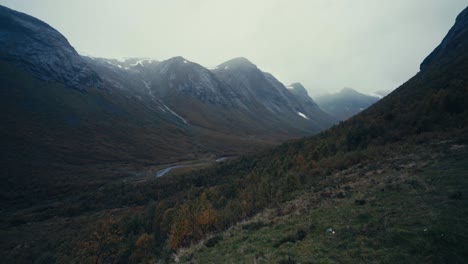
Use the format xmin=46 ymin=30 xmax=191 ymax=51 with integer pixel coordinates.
xmin=315 ymin=88 xmax=381 ymax=121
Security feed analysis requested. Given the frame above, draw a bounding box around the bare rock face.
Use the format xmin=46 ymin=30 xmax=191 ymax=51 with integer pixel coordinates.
xmin=0 ymin=5 xmax=101 ymax=90
xmin=150 ymin=56 xmax=240 ymax=106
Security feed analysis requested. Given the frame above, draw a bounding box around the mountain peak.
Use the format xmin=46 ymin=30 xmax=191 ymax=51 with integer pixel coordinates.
xmin=0 ymin=4 xmax=101 ymax=90
xmin=156 ymin=56 xmax=202 ymax=75
xmin=164 ymin=56 xmax=191 ymax=64
xmin=287 ymin=82 xmax=309 ymax=97
xmin=218 ymin=57 xmax=257 ymax=69
xmin=340 ymin=87 xmax=359 ymax=94
xmin=420 ymin=6 xmax=468 ymax=71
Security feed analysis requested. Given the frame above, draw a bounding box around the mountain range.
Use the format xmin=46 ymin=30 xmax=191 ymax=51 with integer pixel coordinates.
xmin=84 ymin=55 xmax=338 ymax=140
xmin=3 ymin=3 xmax=466 ymax=264
xmin=0 ymin=4 xmax=344 ymax=203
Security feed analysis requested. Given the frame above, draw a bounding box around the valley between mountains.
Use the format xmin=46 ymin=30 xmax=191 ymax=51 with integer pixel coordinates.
xmin=1 ymin=4 xmax=467 ymax=264
xmin=0 ymin=3 xmax=380 ymax=207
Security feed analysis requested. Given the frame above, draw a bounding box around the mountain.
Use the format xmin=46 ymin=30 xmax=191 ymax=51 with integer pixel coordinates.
xmin=211 ymin=57 xmax=336 ymax=132
xmin=372 ymin=89 xmax=392 ymax=98
xmin=86 ymin=55 xmax=337 ymax=142
xmin=287 ymin=82 xmax=338 ymax=125
xmin=0 ymin=5 xmax=101 ymax=90
xmin=420 ymin=6 xmax=468 ymax=71
xmin=315 ymin=87 xmax=380 ymax=121
xmin=80 ymin=56 xmax=160 ymax=92
xmin=0 ymin=5 xmax=200 ymax=205
xmin=0 ymin=4 xmax=336 ymax=208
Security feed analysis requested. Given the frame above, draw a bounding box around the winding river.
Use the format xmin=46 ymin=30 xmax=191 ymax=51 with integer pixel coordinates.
xmin=155 ymin=157 xmax=231 ymax=177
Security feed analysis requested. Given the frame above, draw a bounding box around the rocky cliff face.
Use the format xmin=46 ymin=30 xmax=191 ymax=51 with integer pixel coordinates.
xmin=149 ymin=57 xmax=241 ymax=107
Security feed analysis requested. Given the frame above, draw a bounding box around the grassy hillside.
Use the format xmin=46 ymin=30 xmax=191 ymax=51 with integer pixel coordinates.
xmin=0 ymin=60 xmax=198 ymax=207
xmin=183 ymin=140 xmax=468 ymax=263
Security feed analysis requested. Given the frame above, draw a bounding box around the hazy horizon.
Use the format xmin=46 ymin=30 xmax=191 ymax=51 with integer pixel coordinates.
xmin=1 ymin=0 xmax=466 ymax=96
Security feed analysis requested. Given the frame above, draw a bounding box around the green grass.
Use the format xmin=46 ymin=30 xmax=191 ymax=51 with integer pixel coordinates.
xmin=185 ymin=150 xmax=468 ymax=263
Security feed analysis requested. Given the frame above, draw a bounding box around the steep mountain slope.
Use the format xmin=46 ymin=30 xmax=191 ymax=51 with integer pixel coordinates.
xmin=212 ymin=58 xmax=335 ymax=132
xmin=372 ymin=89 xmax=392 ymax=98
xmin=420 ymin=6 xmax=468 ymax=71
xmin=90 ymin=55 xmax=337 ymax=135
xmin=287 ymin=82 xmax=338 ymax=125
xmin=0 ymin=5 xmax=197 ymax=205
xmin=81 ymin=56 xmax=160 ymax=94
xmin=0 ymin=5 xmax=100 ymax=90
xmin=148 ymin=57 xmax=243 ymax=129
xmin=315 ymin=87 xmax=380 ymax=121
xmin=185 ymin=143 xmax=468 ymax=263
xmin=87 ymin=55 xmax=337 ymax=150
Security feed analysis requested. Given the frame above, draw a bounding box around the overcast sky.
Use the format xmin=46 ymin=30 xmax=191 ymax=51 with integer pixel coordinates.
xmin=1 ymin=0 xmax=466 ymax=95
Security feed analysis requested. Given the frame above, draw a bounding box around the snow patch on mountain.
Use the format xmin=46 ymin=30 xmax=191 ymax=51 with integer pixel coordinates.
xmin=297 ymin=112 xmax=309 ymax=119
xmin=163 ymin=104 xmax=188 ymax=124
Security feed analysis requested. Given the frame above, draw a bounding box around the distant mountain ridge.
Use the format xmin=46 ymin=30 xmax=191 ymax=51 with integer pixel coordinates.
xmin=315 ymin=87 xmax=380 ymax=121
xmin=85 ymin=55 xmax=337 ymax=136
xmin=287 ymin=82 xmax=338 ymax=125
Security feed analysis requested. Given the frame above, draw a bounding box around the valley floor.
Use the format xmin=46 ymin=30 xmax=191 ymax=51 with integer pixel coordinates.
xmin=1 ymin=137 xmax=467 ymax=263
